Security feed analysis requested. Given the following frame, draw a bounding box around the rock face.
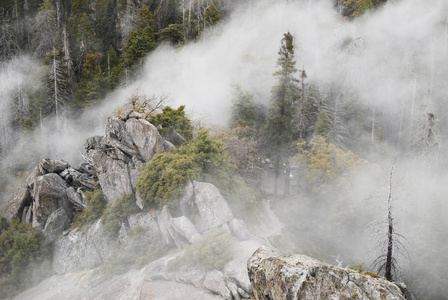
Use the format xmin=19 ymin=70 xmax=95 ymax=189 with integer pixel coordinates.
xmin=247 ymin=246 xmax=409 ymax=300
xmin=52 ymin=220 xmax=111 ymax=274
xmin=86 ymin=114 xmax=166 ymax=203
xmin=181 ymin=181 xmax=234 ymax=232
xmin=1 ymin=185 xmax=31 ymax=221
xmin=32 ymin=174 xmax=71 ymax=230
xmin=1 ymin=159 xmax=97 ymax=244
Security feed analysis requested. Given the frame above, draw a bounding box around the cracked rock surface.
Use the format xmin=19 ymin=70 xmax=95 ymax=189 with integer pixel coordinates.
xmin=247 ymin=246 xmax=409 ymax=300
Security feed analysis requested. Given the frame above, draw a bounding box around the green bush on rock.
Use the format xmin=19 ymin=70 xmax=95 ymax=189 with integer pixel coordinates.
xmin=0 ymin=218 xmax=51 ymax=299
xmin=170 ymin=227 xmax=233 ymax=271
xmin=72 ymin=189 xmax=107 ymax=230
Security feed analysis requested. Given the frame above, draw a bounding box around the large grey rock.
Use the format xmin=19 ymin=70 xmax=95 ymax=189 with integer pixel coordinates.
xmin=91 ymin=151 xmax=133 ymax=202
xmin=193 ymin=181 xmax=233 ymax=230
xmin=14 ymin=270 xmax=222 ymax=300
xmin=66 ymin=187 xmax=87 ymax=211
xmin=226 ymin=281 xmax=241 ymax=300
xmin=61 ymin=167 xmax=99 ymax=190
xmin=224 ymin=259 xmax=253 ymax=294
xmin=170 ymin=216 xmax=199 ymax=241
xmin=143 ymin=251 xmax=207 ymax=288
xmin=2 ymin=185 xmax=32 ymax=221
xmin=168 ymin=221 xmax=188 ymax=249
xmin=203 ymin=270 xmax=232 ymax=300
xmin=85 ymin=135 xmax=107 ymax=152
xmin=52 ymin=220 xmax=111 ymax=274
xmin=75 ymin=162 xmax=96 ymax=176
xmin=179 ymin=180 xmax=195 ymax=216
xmin=247 ymin=246 xmax=408 ymax=300
xmin=32 ymin=174 xmax=72 ymax=230
xmin=21 ymin=206 xmax=32 ymax=223
xmin=228 ymin=218 xmax=251 ymax=240
xmin=128 ymin=212 xmax=159 ymax=232
xmin=124 ymin=118 xmax=165 ymax=162
xmin=169 ymin=131 xmax=187 ymax=147
xmin=42 ymin=207 xmax=70 ymax=244
xmin=25 ymin=166 xmax=43 ymax=188
xmin=106 ymin=117 xmax=134 ymax=148
xmin=156 ymin=206 xmax=175 ymax=246
xmin=38 ymin=158 xmax=69 ymax=174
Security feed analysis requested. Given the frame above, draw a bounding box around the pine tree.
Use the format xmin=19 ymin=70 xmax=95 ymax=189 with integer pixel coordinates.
xmin=123 ymin=5 xmax=157 ymax=67
xmin=44 ymin=47 xmax=70 ymax=130
xmin=265 ymin=32 xmax=300 ymax=197
xmin=315 ymin=110 xmax=330 ymax=139
xmin=0 ymin=13 xmax=18 ymax=60
xmin=33 ymin=0 xmax=57 ymax=57
xmin=74 ymin=51 xmax=105 ymax=109
xmin=95 ymin=0 xmax=119 ymax=52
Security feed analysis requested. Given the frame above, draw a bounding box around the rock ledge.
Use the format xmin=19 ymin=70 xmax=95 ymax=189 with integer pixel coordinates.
xmin=247 ymin=246 xmax=409 ymax=300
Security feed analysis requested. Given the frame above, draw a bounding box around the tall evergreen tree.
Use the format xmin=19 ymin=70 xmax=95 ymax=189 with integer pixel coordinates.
xmin=123 ymin=5 xmax=157 ymax=67
xmin=265 ymin=32 xmax=300 ymax=197
xmin=44 ymin=47 xmax=70 ymax=130
xmin=315 ymin=110 xmax=330 ymax=139
xmin=95 ymin=0 xmax=119 ymax=52
xmin=33 ymin=0 xmax=58 ymax=57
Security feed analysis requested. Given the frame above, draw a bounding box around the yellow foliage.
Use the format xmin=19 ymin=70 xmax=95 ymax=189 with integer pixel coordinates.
xmin=295 ymin=135 xmax=367 ymax=194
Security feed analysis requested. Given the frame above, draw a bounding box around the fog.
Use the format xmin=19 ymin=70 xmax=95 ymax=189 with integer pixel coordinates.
xmin=1 ymin=0 xmax=448 ymax=298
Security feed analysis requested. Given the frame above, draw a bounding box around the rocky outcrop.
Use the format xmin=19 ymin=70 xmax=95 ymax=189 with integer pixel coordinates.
xmin=1 ymin=185 xmax=31 ymax=221
xmin=31 ymin=173 xmax=71 ymax=230
xmin=2 ymin=159 xmax=97 ymax=243
xmin=171 ymin=216 xmax=199 ymax=242
xmin=86 ymin=114 xmax=166 ymax=203
xmin=228 ymin=218 xmax=251 ymax=240
xmin=52 ymin=220 xmax=111 ymax=274
xmin=42 ymin=207 xmax=71 ymax=244
xmin=127 ymin=211 xmax=159 ymax=232
xmin=181 ymin=181 xmax=234 ymax=232
xmin=247 ymin=246 xmax=409 ymax=300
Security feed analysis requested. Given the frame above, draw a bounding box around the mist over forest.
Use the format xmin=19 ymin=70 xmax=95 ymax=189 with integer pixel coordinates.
xmin=1 ymin=0 xmax=448 ymax=299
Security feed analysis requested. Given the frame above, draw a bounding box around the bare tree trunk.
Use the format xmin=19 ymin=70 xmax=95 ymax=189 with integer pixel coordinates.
xmin=188 ymin=0 xmax=192 ymax=35
xmin=445 ymin=14 xmax=448 ymax=56
xmin=273 ymin=157 xmax=279 ymax=198
xmin=409 ymin=73 xmax=417 ymax=140
xmin=284 ymin=165 xmax=290 ymax=196
xmin=298 ymin=68 xmax=307 ymax=141
xmin=182 ymin=0 xmax=186 ymax=36
xmin=385 ymin=158 xmax=396 ymax=281
xmin=332 ymin=96 xmax=338 ymax=142
xmin=371 ymin=107 xmax=376 ymax=145
xmin=398 ymin=98 xmax=404 ymax=148
xmin=53 ymin=48 xmax=59 ymax=130
xmin=107 ymin=52 xmax=111 ymax=77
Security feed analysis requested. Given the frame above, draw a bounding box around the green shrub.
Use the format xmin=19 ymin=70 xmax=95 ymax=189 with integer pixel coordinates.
xmin=99 ymin=226 xmax=167 ymax=278
xmin=137 ymin=127 xmax=227 ymax=209
xmin=171 ymin=227 xmax=233 ymax=271
xmin=0 ymin=218 xmax=51 ymax=299
xmin=148 ymin=105 xmax=193 ymax=141
xmin=72 ymin=189 xmax=107 ymax=230
xmin=136 ymin=152 xmax=201 ymax=209
xmin=101 ymin=194 xmax=140 ymax=237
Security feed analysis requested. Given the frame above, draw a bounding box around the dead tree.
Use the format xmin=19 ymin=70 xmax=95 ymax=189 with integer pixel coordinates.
xmin=370 ymin=158 xmax=409 ymax=281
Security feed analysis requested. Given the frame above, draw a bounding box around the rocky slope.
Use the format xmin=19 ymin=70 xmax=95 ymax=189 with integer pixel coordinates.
xmin=3 ymin=107 xmax=413 ymax=300
xmin=247 ymin=246 xmax=411 ymax=300
xmin=15 ymin=240 xmax=263 ymax=300
xmin=3 ymin=108 xmax=257 ymax=299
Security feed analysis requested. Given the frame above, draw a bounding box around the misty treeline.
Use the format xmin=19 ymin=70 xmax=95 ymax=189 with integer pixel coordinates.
xmin=0 ymin=0 xmax=228 ymax=178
